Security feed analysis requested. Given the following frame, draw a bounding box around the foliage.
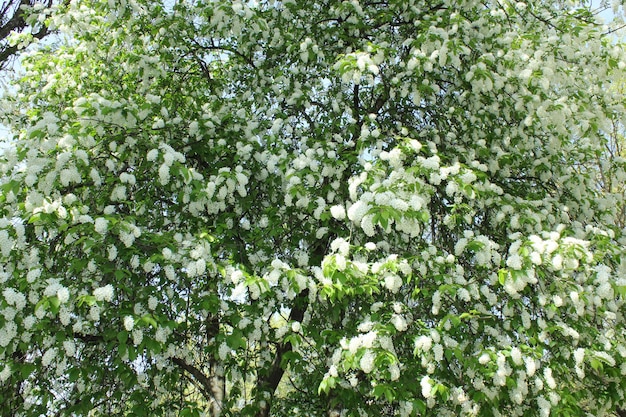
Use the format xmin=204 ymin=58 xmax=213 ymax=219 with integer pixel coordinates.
xmin=1 ymin=0 xmax=626 ymax=416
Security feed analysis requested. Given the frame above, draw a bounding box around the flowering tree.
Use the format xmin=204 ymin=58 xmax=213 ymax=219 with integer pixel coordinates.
xmin=1 ymin=0 xmax=626 ymax=416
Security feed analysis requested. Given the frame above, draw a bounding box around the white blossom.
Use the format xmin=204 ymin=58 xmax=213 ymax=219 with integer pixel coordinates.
xmin=543 ymin=367 xmax=556 ymax=389
xmin=124 ymin=316 xmax=134 ymax=331
xmin=415 ymin=335 xmax=432 ymax=353
xmin=420 ymin=376 xmax=433 ymax=398
xmin=63 ymin=340 xmax=76 ymax=357
xmin=42 ymin=348 xmax=57 ymax=367
xmin=93 ymin=285 xmax=114 ymax=302
xmin=384 ymin=274 xmax=402 ymax=293
xmin=390 ymin=314 xmax=407 ymax=332
xmin=359 ymin=350 xmax=375 ymax=374
xmin=347 ymin=201 xmax=369 ymax=223
xmin=330 ymin=205 xmax=346 ymax=220
xmin=0 ymin=364 xmax=11 ymax=383
xmin=94 ymin=217 xmax=108 ymax=234
xmin=510 ymin=347 xmax=523 ymax=366
xmin=56 ymin=287 xmax=69 ymax=303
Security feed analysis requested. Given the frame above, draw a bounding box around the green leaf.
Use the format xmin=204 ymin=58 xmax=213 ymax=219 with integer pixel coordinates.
xmin=472 ymin=391 xmax=486 ymax=402
xmin=589 ymin=357 xmax=603 ymax=371
xmin=28 ymin=213 xmax=42 ymax=224
xmin=145 ymin=338 xmax=162 ymax=354
xmin=498 ymin=269 xmax=508 ymax=285
xmin=76 ymin=295 xmax=97 ymax=307
xmin=49 ymin=296 xmax=61 ymax=314
xmin=114 ymin=269 xmax=128 ymax=280
xmin=226 ymin=333 xmax=247 ymax=350
xmin=436 ymin=383 xmax=449 ymax=401
xmin=323 ymin=256 xmax=336 ymax=277
xmin=281 ymin=351 xmax=302 ymax=368
xmin=506 ymin=376 xmax=517 ymax=388
xmin=373 ymin=384 xmax=395 ymax=402
xmin=128 ymin=345 xmax=138 ymax=361
xmin=284 ymin=333 xmax=302 ymax=347
xmin=21 ymin=363 xmax=36 ymax=379
xmin=140 ymin=315 xmax=158 ymax=328
xmin=69 ymin=368 xmax=80 ymax=382
xmin=466 ymin=240 xmax=484 ymax=251
xmin=318 ymin=375 xmax=336 ymax=395
xmin=28 ymin=129 xmax=45 ymax=139
xmin=418 ymin=210 xmax=430 ymax=222
xmin=180 ymin=408 xmax=197 ymax=417
xmin=117 ymin=331 xmax=129 ymax=344
xmin=379 ymin=210 xmax=389 ymax=229
xmin=414 ymin=399 xmax=427 ymax=414
xmin=118 ymin=343 xmax=127 ymax=358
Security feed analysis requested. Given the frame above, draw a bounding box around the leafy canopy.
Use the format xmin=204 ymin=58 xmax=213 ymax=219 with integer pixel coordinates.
xmin=1 ymin=0 xmax=626 ymax=416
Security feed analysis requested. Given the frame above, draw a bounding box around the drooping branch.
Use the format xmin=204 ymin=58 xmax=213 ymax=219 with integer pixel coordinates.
xmin=172 ymin=358 xmax=216 ymax=401
xmin=0 ymin=0 xmax=66 ymax=68
xmin=171 ymin=356 xmax=224 ymax=416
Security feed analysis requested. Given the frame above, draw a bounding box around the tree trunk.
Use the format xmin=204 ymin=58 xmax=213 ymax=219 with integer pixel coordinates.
xmin=255 ymin=289 xmax=310 ymax=417
xmin=0 ymin=350 xmax=25 ymax=416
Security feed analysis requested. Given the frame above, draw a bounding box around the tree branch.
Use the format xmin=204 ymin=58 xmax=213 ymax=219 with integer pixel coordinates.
xmin=0 ymin=0 xmax=68 ymax=68
xmin=171 ymin=356 xmax=223 ymax=416
xmin=171 ymin=357 xmax=215 ymax=400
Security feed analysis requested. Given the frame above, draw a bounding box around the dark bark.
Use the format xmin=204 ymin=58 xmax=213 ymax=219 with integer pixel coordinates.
xmin=0 ymin=0 xmax=62 ymax=69
xmin=170 ymin=312 xmax=225 ymax=417
xmin=171 ymin=358 xmax=219 ymax=403
xmin=0 ymin=349 xmax=26 ymax=417
xmin=255 ymin=289 xmax=309 ymax=417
